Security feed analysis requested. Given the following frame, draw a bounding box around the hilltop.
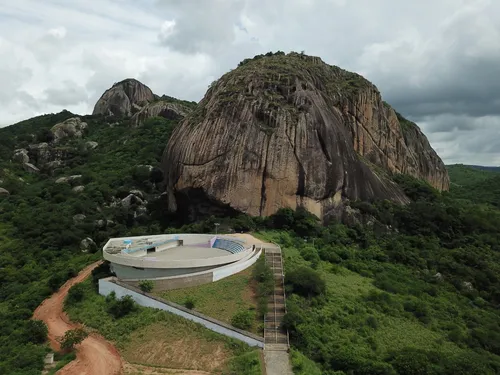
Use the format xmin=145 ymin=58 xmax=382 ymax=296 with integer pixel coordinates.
xmin=163 ymin=52 xmax=448 ymax=221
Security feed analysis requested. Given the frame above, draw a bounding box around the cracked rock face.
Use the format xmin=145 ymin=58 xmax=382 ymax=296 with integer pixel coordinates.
xmin=92 ymin=78 xmax=155 ymax=117
xmin=162 ymin=53 xmax=449 ymax=220
xmin=51 ymin=117 xmax=88 ymax=143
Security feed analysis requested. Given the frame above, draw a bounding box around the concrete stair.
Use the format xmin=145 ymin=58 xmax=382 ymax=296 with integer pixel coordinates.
xmin=264 ymin=249 xmax=289 ymax=348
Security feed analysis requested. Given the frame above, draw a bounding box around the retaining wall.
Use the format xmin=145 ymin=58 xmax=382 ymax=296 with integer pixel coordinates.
xmin=99 ymin=278 xmax=264 ymax=348
xmin=123 ymin=248 xmax=262 ymax=291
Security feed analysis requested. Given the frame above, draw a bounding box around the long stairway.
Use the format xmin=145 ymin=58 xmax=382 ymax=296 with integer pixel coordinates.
xmin=263 ymin=244 xmax=292 ymax=374
xmin=264 ymin=247 xmax=289 ymax=348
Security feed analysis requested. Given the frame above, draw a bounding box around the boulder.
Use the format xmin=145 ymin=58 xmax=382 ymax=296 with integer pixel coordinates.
xmin=72 ymin=185 xmax=85 ymax=193
xmin=13 ymin=149 xmax=29 ymax=164
xmin=73 ymin=214 xmax=86 ymax=224
xmin=45 ymin=161 xmax=64 ymax=171
xmin=131 ymin=100 xmax=193 ymax=127
xmin=129 ymin=189 xmax=145 ymax=199
xmin=27 ymin=142 xmax=72 ymax=171
xmin=56 ymin=175 xmax=82 ymax=184
xmin=121 ymin=193 xmax=144 ymax=208
xmin=23 ymin=163 xmax=40 ymax=174
xmin=162 ymin=52 xmax=449 ymax=221
xmin=137 ymin=164 xmax=153 ymax=172
xmin=463 ymin=281 xmax=474 ymax=291
xmin=85 ymin=141 xmax=99 ymax=150
xmin=95 ymin=219 xmax=106 ymax=228
xmin=92 ymin=78 xmax=155 ymax=117
xmin=0 ymin=187 xmax=9 ymax=195
xmin=51 ymin=117 xmax=88 ymax=143
xmin=80 ymin=237 xmax=97 ymax=253
xmin=134 ymin=206 xmax=149 ymax=219
xmin=27 ymin=143 xmax=51 ymax=165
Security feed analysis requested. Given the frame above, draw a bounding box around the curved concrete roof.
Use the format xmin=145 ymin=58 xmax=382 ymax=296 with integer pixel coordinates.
xmin=103 ymin=233 xmax=251 ymax=269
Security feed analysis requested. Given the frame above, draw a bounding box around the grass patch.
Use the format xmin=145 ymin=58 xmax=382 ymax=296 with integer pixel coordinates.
xmin=65 ymin=279 xmax=262 ymax=374
xmin=122 ymin=321 xmax=230 ymax=372
xmin=157 ymin=266 xmax=261 ymax=334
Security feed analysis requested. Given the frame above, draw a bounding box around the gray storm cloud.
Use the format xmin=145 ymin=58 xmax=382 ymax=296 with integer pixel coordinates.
xmin=0 ymin=0 xmax=499 ymax=165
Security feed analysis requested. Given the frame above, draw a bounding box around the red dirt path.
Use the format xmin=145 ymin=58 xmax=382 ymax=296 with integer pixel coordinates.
xmin=33 ymin=261 xmax=123 ymax=375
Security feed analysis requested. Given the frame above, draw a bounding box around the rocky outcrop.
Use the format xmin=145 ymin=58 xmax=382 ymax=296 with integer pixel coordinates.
xmin=23 ymin=163 xmax=40 ymax=174
xmin=131 ymin=100 xmax=192 ymax=126
xmin=80 ymin=237 xmax=96 ymax=253
xmin=13 ymin=149 xmax=29 ymax=164
xmin=92 ymin=78 xmax=155 ymax=117
xmin=121 ymin=193 xmax=145 ymax=208
xmin=162 ymin=52 xmax=449 ymax=221
xmin=73 ymin=214 xmax=86 ymax=224
xmin=85 ymin=141 xmax=98 ymax=150
xmin=0 ymin=188 xmax=9 ymax=196
xmin=50 ymin=117 xmax=87 ymax=143
xmin=55 ymin=175 xmax=82 ymax=184
xmin=27 ymin=143 xmax=73 ymax=171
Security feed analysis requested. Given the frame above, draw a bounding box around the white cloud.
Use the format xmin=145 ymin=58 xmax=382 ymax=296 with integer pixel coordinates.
xmin=0 ymin=0 xmax=499 ymax=166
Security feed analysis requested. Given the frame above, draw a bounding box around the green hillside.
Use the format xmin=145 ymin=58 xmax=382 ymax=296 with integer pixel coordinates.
xmin=1 ymin=108 xmax=500 ymax=374
xmin=447 ymin=164 xmax=500 ymax=207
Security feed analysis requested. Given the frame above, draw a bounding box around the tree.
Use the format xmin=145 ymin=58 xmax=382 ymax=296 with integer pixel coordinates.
xmin=66 ymin=283 xmax=85 ymax=306
xmin=25 ymin=320 xmax=48 ymax=344
xmin=285 ymin=267 xmax=326 ymax=298
xmin=59 ymin=328 xmax=88 ymax=351
xmin=107 ymin=295 xmax=136 ymax=318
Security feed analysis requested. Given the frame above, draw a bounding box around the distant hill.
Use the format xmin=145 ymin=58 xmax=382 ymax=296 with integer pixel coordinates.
xmin=467 ymin=165 xmax=500 ymax=173
xmin=447 ymin=164 xmax=500 ymax=207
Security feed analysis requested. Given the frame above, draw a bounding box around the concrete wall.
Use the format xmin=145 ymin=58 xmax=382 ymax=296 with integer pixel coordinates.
xmin=99 ymin=278 xmax=264 ymax=348
xmin=104 ymin=246 xmax=252 ymax=269
xmin=110 ymin=263 xmax=221 ymax=279
xmin=121 ymin=248 xmax=261 ymax=291
xmin=125 ymin=272 xmax=213 ymax=291
xmin=213 ymin=248 xmax=262 ymax=281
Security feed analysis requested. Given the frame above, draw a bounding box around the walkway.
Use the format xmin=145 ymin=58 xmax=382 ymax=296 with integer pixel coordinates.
xmin=33 ymin=261 xmax=123 ymax=375
xmin=263 ymin=244 xmax=293 ymax=375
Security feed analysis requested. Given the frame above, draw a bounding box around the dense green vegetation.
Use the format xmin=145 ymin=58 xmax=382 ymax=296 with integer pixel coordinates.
xmin=1 ymin=99 xmax=500 ymax=375
xmin=447 ymin=164 xmax=500 ymax=207
xmin=255 ymin=172 xmax=500 ymax=374
xmin=0 ymin=111 xmax=182 ymax=374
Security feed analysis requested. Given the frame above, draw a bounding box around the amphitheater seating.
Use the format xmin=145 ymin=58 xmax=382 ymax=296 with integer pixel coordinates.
xmin=213 ymin=238 xmax=245 ymax=254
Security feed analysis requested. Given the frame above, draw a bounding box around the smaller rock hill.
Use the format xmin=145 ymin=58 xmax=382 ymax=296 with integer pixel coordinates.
xmin=162 ymin=52 xmax=449 ymax=221
xmin=92 ymin=79 xmax=195 ymax=125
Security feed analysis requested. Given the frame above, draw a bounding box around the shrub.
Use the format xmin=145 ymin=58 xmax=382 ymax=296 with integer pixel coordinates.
xmin=285 ymin=266 xmax=326 ymax=298
xmin=184 ymin=297 xmax=196 ymax=310
xmin=66 ymin=283 xmax=85 ymax=306
xmin=138 ymin=280 xmax=154 ymax=293
xmin=107 ymin=295 xmax=137 ymax=319
xmin=366 ymin=315 xmax=378 ymax=329
xmin=231 ymin=310 xmax=254 ymax=330
xmin=25 ymin=320 xmax=48 ymax=344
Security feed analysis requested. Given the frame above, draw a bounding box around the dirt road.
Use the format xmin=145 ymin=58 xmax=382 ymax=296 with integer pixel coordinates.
xmin=33 ymin=261 xmax=123 ymax=375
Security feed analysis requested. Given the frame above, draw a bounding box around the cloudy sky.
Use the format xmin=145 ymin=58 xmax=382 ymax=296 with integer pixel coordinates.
xmin=1 ymin=0 xmax=499 ymax=165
